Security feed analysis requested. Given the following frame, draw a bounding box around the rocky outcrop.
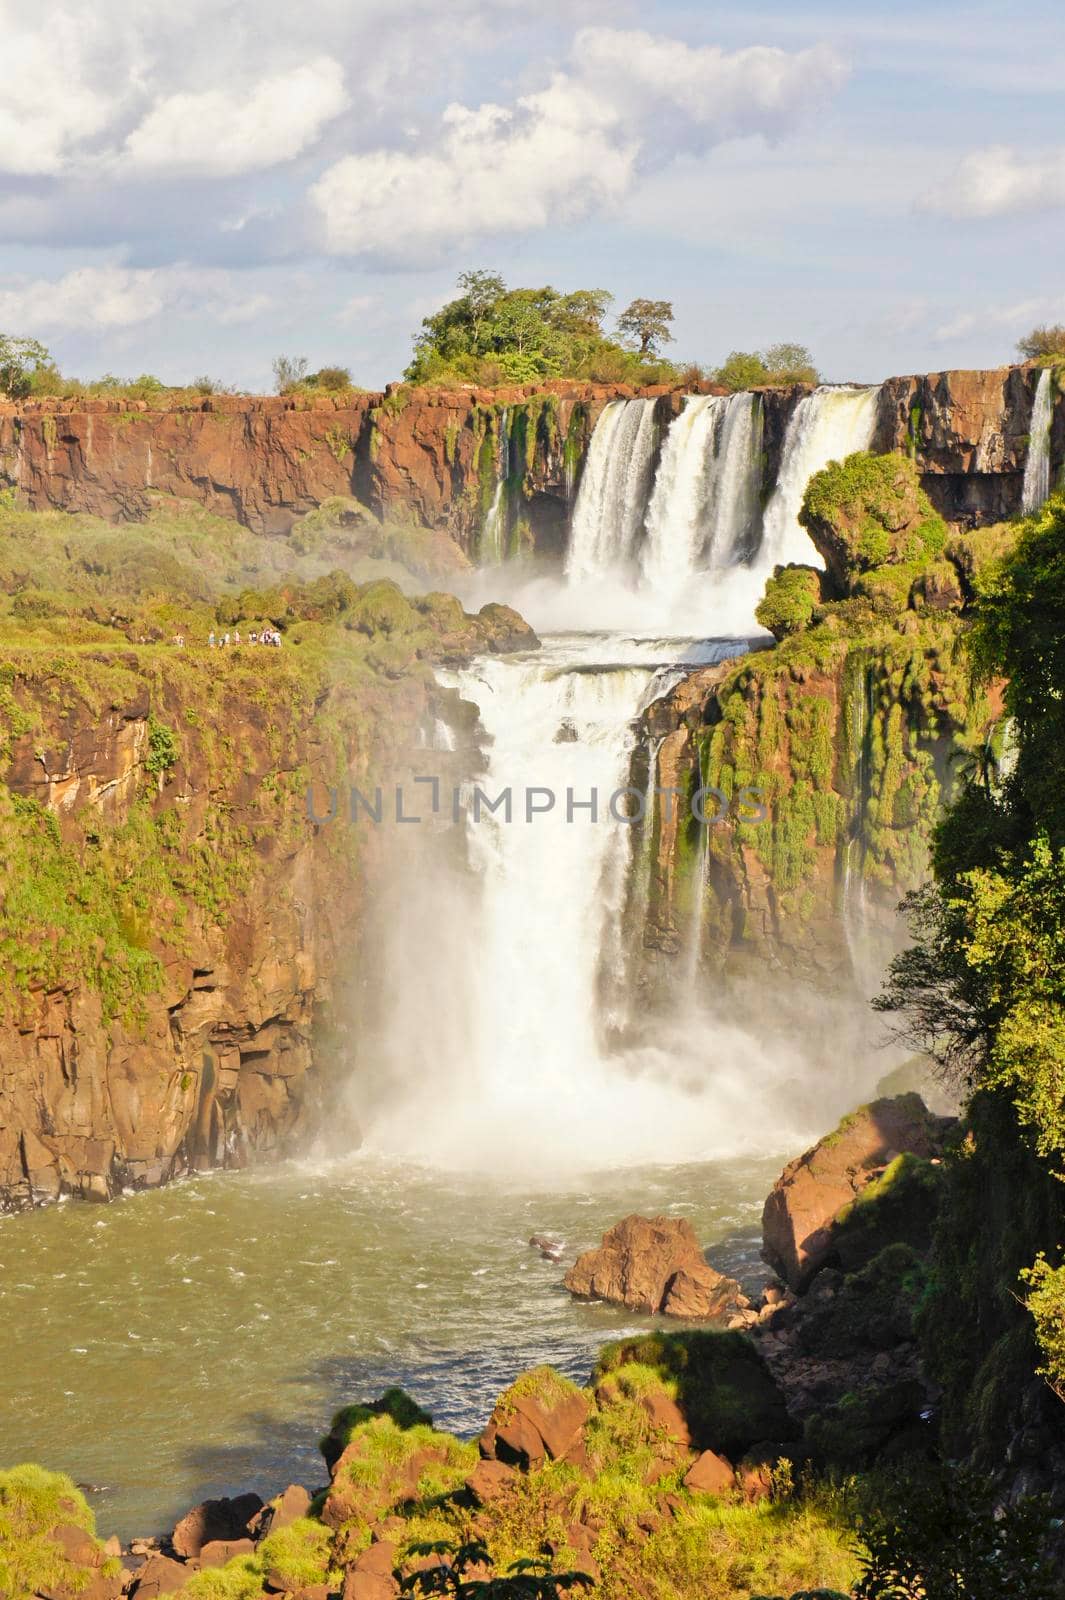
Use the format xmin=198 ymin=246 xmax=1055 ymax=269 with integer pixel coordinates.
xmin=761 ymin=1093 xmax=952 ymax=1290
xmin=564 ymin=1213 xmax=747 ymax=1321
xmin=875 ymin=363 xmax=1063 ymax=525
xmin=2 ymin=365 xmax=1059 ymax=555
xmin=0 ymin=596 xmax=512 ymax=1211
xmin=628 ymin=577 xmax=1004 ymax=989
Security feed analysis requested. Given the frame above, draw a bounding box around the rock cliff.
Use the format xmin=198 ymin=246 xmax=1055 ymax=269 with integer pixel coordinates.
xmin=0 ymin=594 xmax=528 ymax=1211
xmin=2 ymin=365 xmax=1059 ymax=552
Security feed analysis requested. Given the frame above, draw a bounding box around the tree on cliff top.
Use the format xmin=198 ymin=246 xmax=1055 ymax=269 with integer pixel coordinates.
xmin=0 ymin=335 xmax=55 ymax=400
xmin=715 ymin=342 xmax=820 ymax=391
xmin=1018 ymin=324 xmax=1065 ymax=362
xmin=404 ymin=271 xmax=674 ymax=386
xmin=616 ymin=298 xmax=674 ymax=357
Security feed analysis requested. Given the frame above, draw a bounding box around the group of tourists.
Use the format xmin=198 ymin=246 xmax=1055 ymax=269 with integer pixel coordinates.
xmin=206 ymin=629 xmax=283 ymax=648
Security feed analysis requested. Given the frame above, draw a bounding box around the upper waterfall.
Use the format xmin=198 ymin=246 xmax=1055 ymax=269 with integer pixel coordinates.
xmin=1023 ymin=368 xmax=1055 ymax=514
xmin=565 ymin=399 xmax=657 ymax=582
xmin=640 ymin=392 xmax=763 ymax=598
xmin=761 ymin=385 xmax=881 ymax=568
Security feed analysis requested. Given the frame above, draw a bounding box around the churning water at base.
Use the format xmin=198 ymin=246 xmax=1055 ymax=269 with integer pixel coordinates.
xmin=0 ymin=1155 xmax=781 ymax=1540
xmin=1023 ymin=368 xmax=1055 ymax=514
xmin=362 ymin=632 xmax=880 ymax=1174
xmin=762 ymin=385 xmax=881 ymax=568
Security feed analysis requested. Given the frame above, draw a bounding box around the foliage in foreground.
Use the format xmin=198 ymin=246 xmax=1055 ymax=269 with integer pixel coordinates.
xmin=876 ymin=491 xmax=1065 ymax=1454
xmin=0 ymin=1464 xmax=116 ymax=1600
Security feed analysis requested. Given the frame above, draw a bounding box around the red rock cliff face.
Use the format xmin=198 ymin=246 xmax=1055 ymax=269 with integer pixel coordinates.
xmin=0 ymin=654 xmax=459 ymax=1211
xmin=0 ymin=383 xmax=663 ymax=549
xmin=1 ymin=367 xmax=1058 ymax=550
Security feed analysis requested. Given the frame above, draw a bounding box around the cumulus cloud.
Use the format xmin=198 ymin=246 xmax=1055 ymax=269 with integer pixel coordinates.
xmin=310 ymin=29 xmax=846 ymax=259
xmin=920 ymin=145 xmax=1065 ymax=219
xmin=0 ymin=266 xmax=273 ymax=332
xmin=0 ymin=26 xmax=114 ymax=176
xmin=122 ymin=59 xmax=348 ymax=177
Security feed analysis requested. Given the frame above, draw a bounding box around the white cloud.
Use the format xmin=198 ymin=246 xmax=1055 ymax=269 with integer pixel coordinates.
xmin=0 ymin=24 xmax=115 ymax=176
xmin=920 ymin=145 xmax=1065 ymax=219
xmin=311 ymin=27 xmax=847 ymax=259
xmin=122 ymin=58 xmax=348 ymax=177
xmin=0 ymin=266 xmax=273 ymax=333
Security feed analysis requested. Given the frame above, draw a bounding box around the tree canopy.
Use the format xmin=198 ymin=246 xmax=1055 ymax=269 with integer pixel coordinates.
xmin=404 ymin=272 xmax=677 ymax=386
xmin=1017 ymin=324 xmax=1065 ymax=362
xmin=714 ymin=343 xmax=820 ymax=391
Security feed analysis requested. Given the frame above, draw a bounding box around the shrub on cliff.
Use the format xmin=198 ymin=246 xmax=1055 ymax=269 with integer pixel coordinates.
xmin=756 ymin=565 xmax=823 ymax=639
xmin=714 ymin=343 xmax=820 ymax=391
xmin=800 ymin=452 xmax=947 ymax=595
xmin=404 ymin=270 xmax=676 ymax=387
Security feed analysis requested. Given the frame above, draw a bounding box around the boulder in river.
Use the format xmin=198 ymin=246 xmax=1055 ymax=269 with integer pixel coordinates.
xmin=564 ymin=1213 xmax=745 ymax=1319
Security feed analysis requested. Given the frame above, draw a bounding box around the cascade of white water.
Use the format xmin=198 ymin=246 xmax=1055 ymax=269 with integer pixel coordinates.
xmin=640 ymin=393 xmax=763 ymax=600
xmin=761 ymin=386 xmax=881 ymax=568
xmin=1023 ymin=368 xmax=1055 ymax=514
xmin=480 ymin=409 xmax=511 ymax=564
xmin=565 ymin=399 xmax=657 ymax=581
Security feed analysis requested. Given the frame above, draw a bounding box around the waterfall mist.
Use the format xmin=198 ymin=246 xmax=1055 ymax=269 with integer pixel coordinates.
xmin=347 ymin=386 xmax=899 ymax=1177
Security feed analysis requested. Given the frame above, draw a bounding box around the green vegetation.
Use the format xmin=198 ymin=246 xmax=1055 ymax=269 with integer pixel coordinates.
xmin=756 ymin=566 xmax=822 ymax=639
xmin=616 ymin=298 xmax=674 ymax=357
xmin=1017 ymin=324 xmax=1065 ymax=363
xmin=799 ymin=453 xmax=948 ymax=592
xmin=593 ymin=1332 xmax=795 ymax=1458
xmin=0 ymin=1464 xmax=116 ymax=1600
xmin=404 ymin=270 xmax=680 ymax=387
xmin=714 ymin=344 xmax=820 ymax=391
xmin=875 ymin=490 xmax=1065 ymax=1472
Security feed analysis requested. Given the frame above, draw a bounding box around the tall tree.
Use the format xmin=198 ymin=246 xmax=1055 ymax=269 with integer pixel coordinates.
xmin=617 ymin=298 xmax=674 ymax=357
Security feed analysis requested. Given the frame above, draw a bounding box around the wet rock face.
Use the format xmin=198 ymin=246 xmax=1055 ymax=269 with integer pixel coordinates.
xmin=761 ymin=1093 xmax=953 ymax=1291
xmin=564 ymin=1213 xmax=747 ymax=1320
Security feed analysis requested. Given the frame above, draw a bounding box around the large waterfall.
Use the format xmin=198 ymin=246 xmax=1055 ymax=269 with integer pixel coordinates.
xmin=363 ymin=381 xmax=891 ymax=1171
xmin=761 ymin=386 xmax=881 ymax=568
xmin=1023 ymin=368 xmax=1055 ymax=514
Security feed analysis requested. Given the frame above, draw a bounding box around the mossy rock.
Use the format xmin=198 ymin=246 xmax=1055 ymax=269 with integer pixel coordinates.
xmin=803 ymin=1375 xmax=929 ymax=1467
xmin=796 ymin=1243 xmax=931 ymax=1358
xmin=800 ymin=452 xmax=947 ymax=595
xmin=831 ymin=1155 xmax=945 ymax=1274
xmin=593 ymin=1331 xmax=796 ymax=1458
xmin=0 ymin=1463 xmax=120 ymax=1600
xmin=346 ymin=578 xmax=418 ymax=637
xmin=320 ymin=1387 xmax=432 ymax=1470
xmin=756 ymin=565 xmax=823 ymax=640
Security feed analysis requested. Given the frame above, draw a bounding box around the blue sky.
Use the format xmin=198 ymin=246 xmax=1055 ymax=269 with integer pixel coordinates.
xmin=0 ymin=0 xmax=1063 ymax=390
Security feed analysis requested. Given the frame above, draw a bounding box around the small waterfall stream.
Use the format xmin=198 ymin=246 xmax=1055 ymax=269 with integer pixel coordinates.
xmin=761 ymin=385 xmax=881 ymax=567
xmin=1023 ymin=368 xmax=1055 ymax=514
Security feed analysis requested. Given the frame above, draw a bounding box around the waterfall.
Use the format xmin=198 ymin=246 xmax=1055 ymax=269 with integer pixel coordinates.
xmin=1023 ymin=368 xmax=1055 ymax=514
xmin=640 ymin=392 xmax=763 ymax=598
xmin=565 ymin=399 xmax=657 ymax=581
xmin=761 ymin=386 xmax=881 ymax=568
xmin=479 ymin=409 xmax=511 ymax=564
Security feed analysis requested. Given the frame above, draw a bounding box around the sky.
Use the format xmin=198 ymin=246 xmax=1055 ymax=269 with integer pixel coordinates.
xmin=0 ymin=0 xmax=1063 ymax=391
